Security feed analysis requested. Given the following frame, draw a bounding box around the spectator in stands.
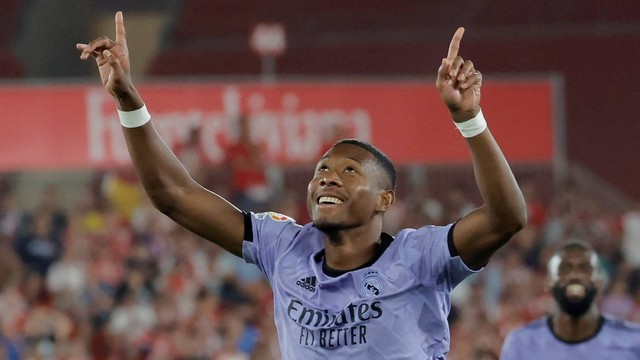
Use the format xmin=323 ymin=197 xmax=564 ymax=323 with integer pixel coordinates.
xmin=45 ymin=242 xmax=87 ymax=307
xmin=78 ymin=13 xmax=526 ymax=358
xmin=621 ymin=201 xmax=640 ymax=267
xmin=224 ymin=114 xmax=272 ymax=212
xmin=0 ymin=191 xmax=23 ymax=240
xmin=14 ymin=209 xmax=64 ymax=277
xmin=520 ymin=178 xmax=548 ymax=228
xmin=0 ymin=238 xmax=23 ymax=289
xmin=444 ymin=182 xmax=476 ymax=222
xmin=22 ymin=287 xmax=74 ymax=359
xmin=0 ymin=333 xmax=21 ymax=360
xmin=24 ymin=184 xmax=68 ymax=240
xmin=500 ymin=240 xmax=640 ymax=359
xmin=176 ymin=126 xmax=207 ymax=184
xmin=13 ymin=184 xmax=68 ymax=277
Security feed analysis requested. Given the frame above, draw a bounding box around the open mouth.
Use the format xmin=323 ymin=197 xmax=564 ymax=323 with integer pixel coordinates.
xmin=566 ymin=284 xmax=586 ymax=297
xmin=317 ymin=196 xmax=344 ymax=205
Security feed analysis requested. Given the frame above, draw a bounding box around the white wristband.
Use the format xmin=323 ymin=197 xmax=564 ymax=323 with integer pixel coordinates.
xmin=454 ymin=110 xmax=487 ymax=138
xmin=118 ymin=105 xmax=151 ymax=128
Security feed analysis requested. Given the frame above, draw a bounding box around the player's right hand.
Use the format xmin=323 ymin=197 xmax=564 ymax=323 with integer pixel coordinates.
xmin=76 ymin=11 xmax=132 ymax=99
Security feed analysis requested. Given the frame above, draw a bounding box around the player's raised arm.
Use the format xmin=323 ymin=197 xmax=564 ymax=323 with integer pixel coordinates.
xmin=435 ymin=27 xmax=527 ymax=269
xmin=77 ymin=11 xmax=246 ymax=256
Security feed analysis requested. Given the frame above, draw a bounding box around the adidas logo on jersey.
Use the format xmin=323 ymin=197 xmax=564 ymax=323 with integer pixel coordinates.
xmin=296 ymin=276 xmax=317 ymax=292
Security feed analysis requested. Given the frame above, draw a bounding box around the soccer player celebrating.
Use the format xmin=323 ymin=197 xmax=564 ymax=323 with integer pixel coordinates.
xmin=500 ymin=240 xmax=640 ymax=359
xmin=78 ymin=12 xmax=526 ymax=359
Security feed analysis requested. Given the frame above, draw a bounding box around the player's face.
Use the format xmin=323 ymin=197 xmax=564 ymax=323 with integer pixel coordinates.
xmin=549 ymin=247 xmax=600 ymax=317
xmin=307 ymin=144 xmax=388 ymax=231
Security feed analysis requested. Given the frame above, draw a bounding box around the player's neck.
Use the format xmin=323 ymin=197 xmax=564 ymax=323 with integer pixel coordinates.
xmin=323 ymin=227 xmax=382 ymax=271
xmin=551 ymin=308 xmax=602 ymax=342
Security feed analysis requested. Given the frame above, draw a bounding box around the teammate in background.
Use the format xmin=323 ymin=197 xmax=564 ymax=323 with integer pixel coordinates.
xmin=500 ymin=240 xmax=640 ymax=359
xmin=78 ymin=12 xmax=526 ymax=359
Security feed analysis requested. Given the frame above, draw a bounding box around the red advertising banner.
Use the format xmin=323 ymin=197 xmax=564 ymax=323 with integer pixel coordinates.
xmin=0 ymin=80 xmax=555 ymax=170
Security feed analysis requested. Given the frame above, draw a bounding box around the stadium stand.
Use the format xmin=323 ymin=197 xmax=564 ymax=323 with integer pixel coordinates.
xmin=0 ymin=0 xmax=25 ymax=78
xmin=2 ymin=1 xmax=640 ymax=358
xmin=146 ymin=0 xmax=640 ymax=203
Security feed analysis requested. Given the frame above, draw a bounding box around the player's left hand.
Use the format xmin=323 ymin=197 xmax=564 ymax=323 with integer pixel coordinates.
xmin=436 ymin=27 xmax=482 ymax=123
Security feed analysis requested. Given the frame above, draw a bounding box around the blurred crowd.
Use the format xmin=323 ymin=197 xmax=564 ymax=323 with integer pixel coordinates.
xmin=0 ymin=156 xmax=639 ymax=360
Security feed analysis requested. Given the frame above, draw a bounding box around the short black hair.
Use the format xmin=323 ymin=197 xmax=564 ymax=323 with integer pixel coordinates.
xmin=555 ymin=239 xmax=597 ymax=257
xmin=548 ymin=239 xmax=602 ymax=279
xmin=332 ymin=139 xmax=397 ymax=191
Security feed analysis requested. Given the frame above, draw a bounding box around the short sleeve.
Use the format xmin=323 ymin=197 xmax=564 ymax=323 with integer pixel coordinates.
xmin=242 ymin=211 xmax=301 ymax=281
xmin=403 ymin=224 xmax=481 ymax=292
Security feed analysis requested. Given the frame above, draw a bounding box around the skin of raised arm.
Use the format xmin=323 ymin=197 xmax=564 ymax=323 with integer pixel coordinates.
xmin=436 ymin=28 xmax=527 ymax=269
xmin=77 ymin=12 xmax=245 ymax=256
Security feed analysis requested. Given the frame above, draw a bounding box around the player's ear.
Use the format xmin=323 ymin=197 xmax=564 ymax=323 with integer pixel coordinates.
xmin=376 ymin=190 xmax=395 ymax=212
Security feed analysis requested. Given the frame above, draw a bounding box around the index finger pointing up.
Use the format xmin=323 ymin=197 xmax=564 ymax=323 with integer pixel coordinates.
xmin=115 ymin=11 xmax=126 ymax=45
xmin=446 ymin=27 xmax=465 ymax=60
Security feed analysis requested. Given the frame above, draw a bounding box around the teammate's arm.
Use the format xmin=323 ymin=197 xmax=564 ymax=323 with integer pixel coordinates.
xmin=76 ymin=12 xmax=245 ymax=256
xmin=435 ymin=28 xmax=527 ymax=269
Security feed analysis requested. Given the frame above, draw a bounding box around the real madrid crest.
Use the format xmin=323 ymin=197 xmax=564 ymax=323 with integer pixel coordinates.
xmin=359 ymin=269 xmax=384 ymax=298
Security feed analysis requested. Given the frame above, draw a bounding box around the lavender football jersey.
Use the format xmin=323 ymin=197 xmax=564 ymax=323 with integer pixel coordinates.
xmin=500 ymin=316 xmax=640 ymax=360
xmin=242 ymin=211 xmax=480 ymax=360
